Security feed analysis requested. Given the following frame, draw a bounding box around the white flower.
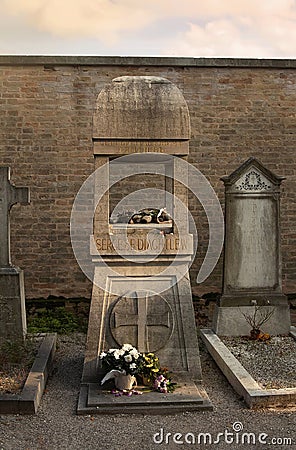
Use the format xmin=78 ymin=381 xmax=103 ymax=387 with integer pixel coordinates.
xmin=108 ymin=349 xmax=117 ymax=353
xmin=130 ymin=363 xmax=137 ymax=369
xmin=129 ymin=348 xmax=139 ymax=359
xmin=118 ymin=349 xmax=125 ymax=356
xmin=113 ymin=350 xmax=121 ymax=359
xmin=99 ymin=352 xmax=107 ymax=359
xmin=122 ymin=344 xmax=133 ymax=351
xmin=124 ymin=354 xmax=132 ymax=362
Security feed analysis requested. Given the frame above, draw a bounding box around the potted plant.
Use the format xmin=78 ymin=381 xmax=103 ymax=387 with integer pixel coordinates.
xmin=100 ymin=343 xmax=144 ymax=390
xmin=139 ymin=352 xmax=161 ymax=385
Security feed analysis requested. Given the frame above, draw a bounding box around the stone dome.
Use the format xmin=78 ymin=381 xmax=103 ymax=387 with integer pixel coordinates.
xmin=93 ymin=76 xmax=190 ymax=140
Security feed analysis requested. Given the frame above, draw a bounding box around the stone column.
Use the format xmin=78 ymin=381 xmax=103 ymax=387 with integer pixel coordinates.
xmin=0 ymin=167 xmax=30 ymax=344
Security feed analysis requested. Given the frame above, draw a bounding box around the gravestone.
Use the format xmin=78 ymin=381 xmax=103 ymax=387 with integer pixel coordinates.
xmin=78 ymin=76 xmax=212 ymax=413
xmin=0 ymin=167 xmax=30 ymax=344
xmin=213 ymin=158 xmax=291 ymax=336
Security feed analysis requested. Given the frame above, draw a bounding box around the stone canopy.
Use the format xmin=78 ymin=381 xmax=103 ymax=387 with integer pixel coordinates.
xmin=93 ymin=76 xmax=190 ymax=140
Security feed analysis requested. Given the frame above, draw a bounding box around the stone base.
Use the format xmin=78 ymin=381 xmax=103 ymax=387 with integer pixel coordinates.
xmin=0 ymin=266 xmax=27 ymax=344
xmin=77 ymin=376 xmax=212 ymax=415
xmin=219 ymin=292 xmax=288 ymax=307
xmin=82 ymin=266 xmax=202 ymax=383
xmin=212 ymin=305 xmax=291 ymax=336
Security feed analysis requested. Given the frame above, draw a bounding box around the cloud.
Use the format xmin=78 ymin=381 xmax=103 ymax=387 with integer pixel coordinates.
xmin=179 ymin=0 xmax=296 ymax=19
xmin=166 ymin=21 xmax=269 ymax=58
xmin=165 ymin=1 xmax=296 ymax=57
xmin=1 ymin=0 xmax=296 ymax=56
xmin=259 ymin=15 xmax=296 ymax=56
xmin=166 ymin=15 xmax=296 ymax=57
xmin=1 ymin=0 xmax=158 ymax=45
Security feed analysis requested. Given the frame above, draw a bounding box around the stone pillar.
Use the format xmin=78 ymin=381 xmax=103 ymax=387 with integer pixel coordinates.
xmin=0 ymin=167 xmax=30 ymax=344
xmin=213 ymin=157 xmax=290 ymax=336
xmin=0 ymin=267 xmax=27 ymax=344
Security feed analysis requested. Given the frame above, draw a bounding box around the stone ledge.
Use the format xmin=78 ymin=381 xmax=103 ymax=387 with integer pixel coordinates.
xmin=77 ymin=379 xmax=213 ymax=415
xmin=290 ymin=326 xmax=296 ymax=340
xmin=0 ymin=333 xmax=57 ymax=414
xmin=0 ymin=55 xmax=296 ymax=69
xmin=200 ymin=329 xmax=296 ymax=409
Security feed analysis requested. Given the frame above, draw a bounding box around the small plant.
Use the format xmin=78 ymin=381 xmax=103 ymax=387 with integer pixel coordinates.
xmin=0 ymin=338 xmax=36 ymax=366
xmin=27 ymin=307 xmax=87 ymax=334
xmin=241 ymin=300 xmax=274 ymax=340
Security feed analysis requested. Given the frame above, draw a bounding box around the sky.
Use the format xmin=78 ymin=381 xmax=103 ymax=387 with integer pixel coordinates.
xmin=0 ymin=0 xmax=296 ymax=58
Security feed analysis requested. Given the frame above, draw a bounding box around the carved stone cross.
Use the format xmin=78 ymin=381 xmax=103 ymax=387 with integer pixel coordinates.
xmin=0 ymin=167 xmax=30 ymax=267
xmin=111 ymin=291 xmax=172 ymax=353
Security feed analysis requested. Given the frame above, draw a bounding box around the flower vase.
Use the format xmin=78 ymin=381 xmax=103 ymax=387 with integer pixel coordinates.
xmin=140 ymin=375 xmax=151 ymax=386
xmin=115 ymin=373 xmax=137 ymax=391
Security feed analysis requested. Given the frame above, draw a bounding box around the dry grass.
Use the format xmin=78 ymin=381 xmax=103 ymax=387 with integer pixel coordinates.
xmin=0 ymin=338 xmax=39 ymax=395
xmin=0 ymin=366 xmax=28 ymax=394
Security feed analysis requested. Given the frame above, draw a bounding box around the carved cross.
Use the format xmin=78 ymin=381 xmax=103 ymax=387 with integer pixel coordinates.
xmin=0 ymin=167 xmax=30 ymax=267
xmin=113 ymin=291 xmax=170 ymax=352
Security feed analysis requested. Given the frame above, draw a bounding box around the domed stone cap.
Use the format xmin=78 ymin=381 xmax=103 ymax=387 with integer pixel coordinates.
xmin=93 ymin=76 xmax=190 ymax=140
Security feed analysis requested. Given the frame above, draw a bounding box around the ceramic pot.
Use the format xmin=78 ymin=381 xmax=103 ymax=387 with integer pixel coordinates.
xmin=140 ymin=375 xmax=151 ymax=386
xmin=115 ymin=373 xmax=137 ymax=390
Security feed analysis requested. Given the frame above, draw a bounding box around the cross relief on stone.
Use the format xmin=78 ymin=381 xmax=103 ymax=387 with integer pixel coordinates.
xmin=110 ymin=291 xmax=173 ymax=353
xmin=0 ymin=167 xmax=30 ymax=267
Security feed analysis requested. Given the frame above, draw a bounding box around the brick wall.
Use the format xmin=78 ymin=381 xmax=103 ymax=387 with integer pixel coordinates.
xmin=0 ymin=56 xmax=295 ymax=299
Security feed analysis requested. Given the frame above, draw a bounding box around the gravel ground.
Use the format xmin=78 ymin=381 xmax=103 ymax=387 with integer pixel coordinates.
xmin=0 ymin=333 xmax=295 ymax=450
xmin=222 ymin=336 xmax=296 ymax=389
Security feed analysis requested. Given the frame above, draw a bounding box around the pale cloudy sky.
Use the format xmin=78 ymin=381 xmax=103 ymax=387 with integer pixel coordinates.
xmin=1 ymin=0 xmax=296 ymax=57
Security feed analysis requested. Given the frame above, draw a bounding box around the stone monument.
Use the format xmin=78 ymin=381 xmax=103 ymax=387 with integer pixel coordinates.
xmin=0 ymin=167 xmax=30 ymax=344
xmin=78 ymin=76 xmax=212 ymax=413
xmin=213 ymin=157 xmax=291 ymax=336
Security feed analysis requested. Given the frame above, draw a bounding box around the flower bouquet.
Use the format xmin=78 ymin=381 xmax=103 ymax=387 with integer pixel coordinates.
xmin=100 ymin=344 xmax=177 ymax=394
xmin=139 ymin=352 xmax=161 ymax=385
xmin=153 ymin=372 xmax=177 ymax=393
xmin=100 ymin=343 xmax=144 ymax=391
xmin=100 ymin=343 xmax=142 ymax=375
xmin=139 ymin=353 xmax=177 ymax=392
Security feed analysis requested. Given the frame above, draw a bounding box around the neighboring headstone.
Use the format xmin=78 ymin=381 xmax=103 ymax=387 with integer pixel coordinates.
xmin=0 ymin=167 xmax=30 ymax=344
xmin=78 ymin=76 xmax=212 ymax=413
xmin=213 ymin=158 xmax=291 ymax=336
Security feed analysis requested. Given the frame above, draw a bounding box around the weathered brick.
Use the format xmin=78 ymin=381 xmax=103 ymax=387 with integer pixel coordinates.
xmin=0 ymin=57 xmax=295 ymax=299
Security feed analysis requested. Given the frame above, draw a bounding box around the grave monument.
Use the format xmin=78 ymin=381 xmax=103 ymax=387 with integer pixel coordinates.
xmin=78 ymin=76 xmax=212 ymax=413
xmin=213 ymin=158 xmax=291 ymax=336
xmin=0 ymin=167 xmax=30 ymax=344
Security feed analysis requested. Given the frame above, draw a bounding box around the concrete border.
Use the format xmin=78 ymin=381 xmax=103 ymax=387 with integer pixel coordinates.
xmin=200 ymin=329 xmax=296 ymax=409
xmin=0 ymin=55 xmax=295 ymax=69
xmin=0 ymin=333 xmax=57 ymax=414
xmin=290 ymin=326 xmax=296 ymax=340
